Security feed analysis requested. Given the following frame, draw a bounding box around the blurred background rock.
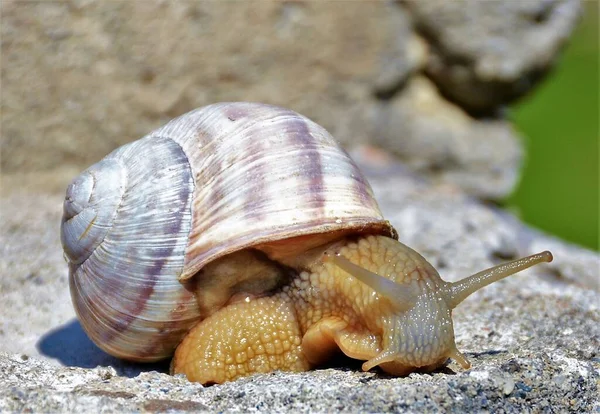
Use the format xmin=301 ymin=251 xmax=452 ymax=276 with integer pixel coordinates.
xmin=1 ymin=0 xmax=596 ymax=250
xmin=509 ymin=1 xmax=598 ymax=252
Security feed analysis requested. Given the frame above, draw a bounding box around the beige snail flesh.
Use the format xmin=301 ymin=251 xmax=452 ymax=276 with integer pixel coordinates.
xmin=61 ymin=102 xmax=553 ymax=385
xmin=172 ymin=236 xmax=552 ymax=383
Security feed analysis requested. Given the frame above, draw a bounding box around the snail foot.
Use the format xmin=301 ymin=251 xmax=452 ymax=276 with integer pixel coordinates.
xmin=172 ymin=293 xmax=310 ymax=384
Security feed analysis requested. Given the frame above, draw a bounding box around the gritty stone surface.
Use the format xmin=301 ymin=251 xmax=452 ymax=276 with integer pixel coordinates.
xmin=0 ymin=1 xmax=580 ymax=199
xmin=1 ymin=352 xmax=598 ymax=412
xmin=1 ymin=164 xmax=598 ymax=412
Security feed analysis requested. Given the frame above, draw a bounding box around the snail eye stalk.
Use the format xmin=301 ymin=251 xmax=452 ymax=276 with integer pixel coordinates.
xmin=445 ymin=251 xmax=553 ymax=309
xmin=324 ymin=252 xmax=416 ymax=312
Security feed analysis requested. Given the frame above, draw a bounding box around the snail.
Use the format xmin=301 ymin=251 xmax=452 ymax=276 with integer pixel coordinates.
xmin=61 ymin=102 xmax=552 ymax=384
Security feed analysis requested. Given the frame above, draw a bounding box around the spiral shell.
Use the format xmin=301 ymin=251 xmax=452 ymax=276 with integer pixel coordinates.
xmin=61 ymin=102 xmax=395 ymax=361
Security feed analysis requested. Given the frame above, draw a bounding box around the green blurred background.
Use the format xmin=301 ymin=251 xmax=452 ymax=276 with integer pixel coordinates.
xmin=509 ymin=1 xmax=599 ymax=251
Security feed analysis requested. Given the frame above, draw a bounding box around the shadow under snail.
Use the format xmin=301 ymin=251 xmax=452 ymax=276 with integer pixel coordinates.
xmin=60 ymin=102 xmax=553 ymax=384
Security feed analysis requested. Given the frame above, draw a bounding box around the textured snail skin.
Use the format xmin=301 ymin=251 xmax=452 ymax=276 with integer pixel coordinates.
xmin=172 ymin=235 xmax=452 ymax=384
xmin=172 ymin=235 xmax=552 ymax=384
xmin=62 ymin=102 xmax=553 ymax=384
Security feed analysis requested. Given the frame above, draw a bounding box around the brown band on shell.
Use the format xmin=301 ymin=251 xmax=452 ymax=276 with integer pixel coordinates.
xmin=240 ymin=111 xmax=270 ymax=222
xmin=136 ymin=278 xmax=199 ymax=359
xmin=282 ymin=111 xmax=326 ymax=215
xmin=343 ymin=147 xmax=381 ymax=212
xmin=223 ymin=103 xmax=250 ymax=122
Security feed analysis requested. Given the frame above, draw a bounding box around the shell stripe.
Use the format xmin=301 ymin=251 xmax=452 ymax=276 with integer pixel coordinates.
xmin=283 ymin=112 xmax=327 ymax=216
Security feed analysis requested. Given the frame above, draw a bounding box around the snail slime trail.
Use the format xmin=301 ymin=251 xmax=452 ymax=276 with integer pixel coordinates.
xmin=61 ymin=102 xmax=553 ymax=384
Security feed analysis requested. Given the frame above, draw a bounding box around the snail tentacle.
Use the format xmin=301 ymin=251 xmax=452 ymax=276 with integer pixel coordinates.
xmin=323 ymin=252 xmax=416 ymax=312
xmin=445 ymin=250 xmax=554 ymax=309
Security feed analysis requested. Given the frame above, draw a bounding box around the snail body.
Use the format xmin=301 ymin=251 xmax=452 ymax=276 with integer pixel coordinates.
xmin=61 ymin=102 xmax=552 ymax=384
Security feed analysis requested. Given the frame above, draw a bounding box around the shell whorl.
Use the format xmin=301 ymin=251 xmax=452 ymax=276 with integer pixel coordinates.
xmin=63 ymin=102 xmax=395 ymax=362
xmin=63 ymin=135 xmax=200 ymax=361
xmin=61 ymin=158 xmax=125 ymax=266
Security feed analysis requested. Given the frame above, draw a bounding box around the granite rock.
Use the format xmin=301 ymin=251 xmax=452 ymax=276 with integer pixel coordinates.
xmin=1 ymin=351 xmax=598 ymax=412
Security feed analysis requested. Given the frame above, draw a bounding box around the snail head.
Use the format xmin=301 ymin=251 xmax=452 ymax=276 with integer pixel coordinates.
xmin=324 ymin=238 xmax=553 ymax=375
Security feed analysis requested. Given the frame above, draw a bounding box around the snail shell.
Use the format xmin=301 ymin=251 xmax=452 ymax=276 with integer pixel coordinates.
xmin=61 ymin=102 xmax=395 ymax=361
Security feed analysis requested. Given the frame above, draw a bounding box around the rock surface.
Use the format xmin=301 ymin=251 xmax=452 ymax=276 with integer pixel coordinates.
xmin=1 ymin=164 xmax=598 ymax=412
xmin=367 ymin=76 xmax=522 ymax=199
xmin=0 ymin=0 xmax=581 ymax=199
xmin=1 ymin=1 xmax=417 ymax=171
xmin=404 ymin=0 xmax=582 ymax=112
